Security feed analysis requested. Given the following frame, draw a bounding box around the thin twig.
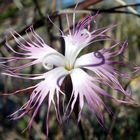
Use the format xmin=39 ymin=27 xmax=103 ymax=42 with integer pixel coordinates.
xmin=109 ymin=3 xmax=140 ymax=10
xmin=115 ymin=0 xmax=138 ymax=14
xmin=59 ymin=9 xmax=91 ymax=15
xmin=86 ymin=8 xmax=140 ymax=17
xmin=69 ymin=0 xmax=103 ymax=9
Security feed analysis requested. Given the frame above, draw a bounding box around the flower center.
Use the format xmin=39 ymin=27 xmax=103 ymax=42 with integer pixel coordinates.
xmin=64 ymin=64 xmax=74 ymax=71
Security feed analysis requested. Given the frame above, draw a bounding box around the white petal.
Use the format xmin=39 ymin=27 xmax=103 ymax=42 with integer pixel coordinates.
xmin=10 ymin=67 xmax=69 ymax=128
xmin=6 ymin=28 xmax=65 ymax=70
xmin=64 ymin=29 xmax=91 ymax=65
xmin=42 ymin=52 xmax=65 ymax=69
xmin=43 ymin=67 xmax=69 ymax=88
xmin=75 ymin=52 xmax=127 ymax=95
xmin=75 ymin=52 xmax=105 ymax=68
xmin=70 ymin=68 xmax=105 ymax=123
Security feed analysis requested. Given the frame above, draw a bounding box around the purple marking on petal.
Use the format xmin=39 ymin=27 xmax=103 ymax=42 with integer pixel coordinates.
xmin=80 ymin=51 xmax=105 ymax=68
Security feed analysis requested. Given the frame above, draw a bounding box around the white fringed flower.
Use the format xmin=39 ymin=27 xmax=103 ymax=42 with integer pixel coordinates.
xmin=1 ymin=13 xmax=132 ymax=135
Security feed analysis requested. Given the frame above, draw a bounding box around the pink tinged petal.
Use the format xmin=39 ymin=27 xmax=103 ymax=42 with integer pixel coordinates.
xmin=70 ymin=68 xmax=131 ymax=125
xmin=64 ymin=15 xmax=95 ymax=64
xmin=64 ymin=16 xmax=117 ymax=65
xmin=7 ymin=51 xmax=64 ymax=72
xmin=64 ymin=28 xmax=91 ymax=63
xmin=9 ymin=67 xmax=69 ymax=133
xmin=64 ymin=19 xmax=117 ymax=64
xmin=5 ymin=27 xmax=63 ymax=70
xmin=75 ymin=50 xmax=129 ymax=95
xmin=70 ymin=68 xmax=106 ymax=125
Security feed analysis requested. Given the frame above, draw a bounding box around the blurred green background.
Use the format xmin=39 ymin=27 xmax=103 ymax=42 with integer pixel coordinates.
xmin=0 ymin=0 xmax=140 ymax=140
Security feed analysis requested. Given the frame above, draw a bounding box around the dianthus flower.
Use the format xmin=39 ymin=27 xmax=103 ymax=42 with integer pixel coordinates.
xmin=1 ymin=13 xmax=132 ymax=134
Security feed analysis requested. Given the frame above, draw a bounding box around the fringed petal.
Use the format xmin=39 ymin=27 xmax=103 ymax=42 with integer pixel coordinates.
xmin=8 ymin=67 xmax=68 ymax=133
